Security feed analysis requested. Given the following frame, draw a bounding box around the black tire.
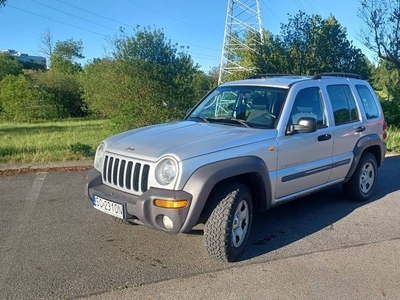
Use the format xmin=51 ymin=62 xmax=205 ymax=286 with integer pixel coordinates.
xmin=343 ymin=152 xmax=378 ymax=202
xmin=203 ymin=182 xmax=253 ymax=262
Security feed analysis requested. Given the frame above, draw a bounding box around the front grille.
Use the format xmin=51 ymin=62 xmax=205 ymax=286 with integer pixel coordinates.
xmin=102 ymin=155 xmax=149 ymax=193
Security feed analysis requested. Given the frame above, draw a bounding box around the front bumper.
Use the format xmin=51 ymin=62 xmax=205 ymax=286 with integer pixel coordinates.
xmin=86 ymin=169 xmax=193 ymax=234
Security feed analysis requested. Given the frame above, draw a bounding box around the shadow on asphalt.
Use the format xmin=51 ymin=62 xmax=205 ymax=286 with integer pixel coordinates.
xmin=239 ymin=154 xmax=400 ymax=261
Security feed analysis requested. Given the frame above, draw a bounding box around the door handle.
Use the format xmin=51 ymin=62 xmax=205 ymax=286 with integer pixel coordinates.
xmin=318 ymin=134 xmax=331 ymax=141
xmin=356 ymin=126 xmax=366 ymax=132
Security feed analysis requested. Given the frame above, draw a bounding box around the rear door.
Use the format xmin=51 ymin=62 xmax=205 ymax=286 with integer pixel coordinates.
xmin=320 ymin=80 xmax=365 ymax=182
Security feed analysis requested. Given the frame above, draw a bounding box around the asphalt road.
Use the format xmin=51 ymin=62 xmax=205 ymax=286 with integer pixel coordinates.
xmin=0 ymin=155 xmax=399 ymax=300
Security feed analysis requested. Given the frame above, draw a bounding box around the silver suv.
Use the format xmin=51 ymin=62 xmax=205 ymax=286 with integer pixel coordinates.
xmin=86 ymin=73 xmax=387 ymax=262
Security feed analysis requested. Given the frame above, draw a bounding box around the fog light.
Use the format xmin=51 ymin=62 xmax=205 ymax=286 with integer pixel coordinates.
xmin=162 ymin=215 xmax=174 ymax=230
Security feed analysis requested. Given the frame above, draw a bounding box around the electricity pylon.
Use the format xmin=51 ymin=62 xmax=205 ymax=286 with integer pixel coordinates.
xmin=218 ymin=0 xmax=264 ymax=84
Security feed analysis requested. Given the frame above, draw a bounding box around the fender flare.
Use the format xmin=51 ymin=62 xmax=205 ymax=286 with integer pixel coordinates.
xmin=179 ymin=156 xmax=272 ymax=232
xmin=344 ymin=134 xmax=385 ymax=182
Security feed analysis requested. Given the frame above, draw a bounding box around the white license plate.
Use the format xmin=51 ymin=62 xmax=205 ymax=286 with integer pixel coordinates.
xmin=93 ymin=195 xmax=124 ymax=219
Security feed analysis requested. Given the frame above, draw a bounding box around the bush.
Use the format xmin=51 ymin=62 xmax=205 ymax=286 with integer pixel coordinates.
xmin=31 ymin=71 xmax=87 ymax=118
xmin=0 ymin=75 xmax=57 ymax=121
xmin=381 ymin=98 xmax=400 ymax=128
xmin=81 ymin=27 xmax=204 ymax=131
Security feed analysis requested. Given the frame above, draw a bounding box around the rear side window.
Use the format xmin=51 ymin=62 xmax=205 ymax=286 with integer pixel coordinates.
xmin=327 ymin=85 xmax=359 ymax=125
xmin=355 ymin=85 xmax=380 ymax=119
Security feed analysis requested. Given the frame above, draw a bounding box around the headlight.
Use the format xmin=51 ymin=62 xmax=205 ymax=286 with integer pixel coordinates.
xmin=94 ymin=143 xmax=105 ymax=170
xmin=155 ymin=158 xmax=178 ymax=185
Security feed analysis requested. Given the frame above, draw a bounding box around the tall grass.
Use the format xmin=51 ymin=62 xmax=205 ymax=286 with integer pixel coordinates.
xmin=0 ymin=119 xmax=115 ymax=163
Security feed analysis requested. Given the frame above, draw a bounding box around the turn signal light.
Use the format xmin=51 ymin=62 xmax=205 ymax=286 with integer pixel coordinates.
xmin=154 ymin=199 xmax=188 ymax=209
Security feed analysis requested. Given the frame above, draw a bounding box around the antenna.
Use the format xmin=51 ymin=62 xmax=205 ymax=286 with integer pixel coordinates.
xmin=218 ymin=0 xmax=264 ymax=85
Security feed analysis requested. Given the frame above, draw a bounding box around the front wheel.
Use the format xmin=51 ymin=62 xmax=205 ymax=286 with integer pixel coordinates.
xmin=343 ymin=152 xmax=378 ymax=202
xmin=203 ymin=182 xmax=253 ymax=262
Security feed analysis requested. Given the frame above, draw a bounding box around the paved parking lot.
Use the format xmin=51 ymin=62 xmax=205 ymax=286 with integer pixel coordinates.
xmin=0 ymin=155 xmax=399 ymax=299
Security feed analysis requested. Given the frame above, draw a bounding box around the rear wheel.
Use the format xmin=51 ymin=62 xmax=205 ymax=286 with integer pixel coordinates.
xmin=343 ymin=152 xmax=378 ymax=202
xmin=203 ymin=182 xmax=253 ymax=262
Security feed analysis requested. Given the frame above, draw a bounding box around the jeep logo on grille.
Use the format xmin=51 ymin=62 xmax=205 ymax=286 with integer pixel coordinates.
xmin=125 ymin=147 xmax=135 ymax=152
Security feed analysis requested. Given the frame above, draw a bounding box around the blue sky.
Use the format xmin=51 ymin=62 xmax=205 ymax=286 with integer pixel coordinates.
xmin=0 ymin=0 xmax=373 ymax=72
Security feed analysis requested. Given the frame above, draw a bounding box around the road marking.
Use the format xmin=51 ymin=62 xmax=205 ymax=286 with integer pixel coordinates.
xmin=0 ymin=172 xmax=47 ymax=293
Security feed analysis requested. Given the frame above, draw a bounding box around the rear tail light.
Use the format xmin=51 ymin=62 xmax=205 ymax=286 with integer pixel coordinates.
xmin=383 ymin=120 xmax=388 ymax=140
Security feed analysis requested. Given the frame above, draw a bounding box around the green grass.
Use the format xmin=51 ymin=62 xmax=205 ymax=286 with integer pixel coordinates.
xmin=387 ymin=126 xmax=400 ymax=154
xmin=0 ymin=119 xmax=399 ymax=164
xmin=0 ymin=119 xmax=115 ymax=163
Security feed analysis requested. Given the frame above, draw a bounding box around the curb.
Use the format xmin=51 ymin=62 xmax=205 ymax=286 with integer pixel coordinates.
xmin=0 ymin=160 xmax=93 ymax=176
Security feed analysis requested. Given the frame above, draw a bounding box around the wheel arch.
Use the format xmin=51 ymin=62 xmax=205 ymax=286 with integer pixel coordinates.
xmin=344 ymin=134 xmax=385 ymax=183
xmin=179 ymin=156 xmax=272 ymax=232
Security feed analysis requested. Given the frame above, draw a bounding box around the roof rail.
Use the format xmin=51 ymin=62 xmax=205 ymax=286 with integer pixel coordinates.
xmin=247 ymin=73 xmax=293 ymax=79
xmin=312 ymin=72 xmax=363 ymax=80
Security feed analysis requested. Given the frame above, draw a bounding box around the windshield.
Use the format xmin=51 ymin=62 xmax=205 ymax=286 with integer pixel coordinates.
xmin=187 ymin=85 xmax=287 ymax=129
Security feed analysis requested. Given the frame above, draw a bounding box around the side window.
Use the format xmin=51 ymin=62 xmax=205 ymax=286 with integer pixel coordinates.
xmin=289 ymin=87 xmax=327 ymax=129
xmin=355 ymin=85 xmax=380 ymax=119
xmin=327 ymin=85 xmax=359 ymax=125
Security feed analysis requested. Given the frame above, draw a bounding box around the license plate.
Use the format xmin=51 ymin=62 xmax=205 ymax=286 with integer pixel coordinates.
xmin=93 ymin=195 xmax=124 ymax=219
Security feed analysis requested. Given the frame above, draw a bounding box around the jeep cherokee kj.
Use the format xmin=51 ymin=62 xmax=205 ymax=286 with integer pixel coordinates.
xmin=86 ymin=73 xmax=387 ymax=262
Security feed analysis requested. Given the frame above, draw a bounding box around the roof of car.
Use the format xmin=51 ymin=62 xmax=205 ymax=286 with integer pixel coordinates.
xmin=221 ymin=76 xmax=311 ymax=89
xmin=220 ymin=73 xmax=365 ymax=89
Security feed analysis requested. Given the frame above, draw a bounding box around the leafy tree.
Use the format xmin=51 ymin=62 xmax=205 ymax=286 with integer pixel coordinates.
xmin=279 ymin=12 xmax=370 ymax=77
xmin=231 ymin=11 xmax=370 ymax=79
xmin=30 ymin=71 xmax=87 ymax=118
xmin=0 ymin=75 xmax=56 ymax=121
xmin=247 ymin=30 xmax=289 ymax=75
xmin=372 ymin=61 xmax=400 ymax=127
xmin=51 ymin=38 xmax=84 ymax=74
xmin=358 ymin=0 xmax=400 ymax=69
xmin=207 ymin=66 xmax=220 ymax=87
xmin=0 ymin=54 xmax=23 ymax=81
xmin=82 ymin=58 xmax=168 ymax=129
xmin=83 ymin=27 xmax=202 ymax=130
xmin=0 ymin=0 xmax=7 ymax=7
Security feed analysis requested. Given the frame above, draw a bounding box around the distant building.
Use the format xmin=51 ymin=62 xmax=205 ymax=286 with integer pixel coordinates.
xmin=1 ymin=49 xmax=46 ymax=68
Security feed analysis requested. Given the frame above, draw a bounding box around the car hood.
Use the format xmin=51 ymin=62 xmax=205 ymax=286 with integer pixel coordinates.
xmin=104 ymin=121 xmax=276 ymax=162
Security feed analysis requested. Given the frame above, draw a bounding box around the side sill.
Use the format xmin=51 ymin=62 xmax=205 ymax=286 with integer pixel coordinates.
xmin=272 ymin=178 xmax=344 ymax=206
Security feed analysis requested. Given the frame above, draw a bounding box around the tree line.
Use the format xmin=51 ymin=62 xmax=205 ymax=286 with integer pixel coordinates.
xmin=0 ymin=2 xmax=399 ymax=130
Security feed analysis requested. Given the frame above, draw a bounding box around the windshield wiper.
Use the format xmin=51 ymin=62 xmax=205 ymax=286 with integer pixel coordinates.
xmin=189 ymin=116 xmax=210 ymax=123
xmin=212 ymin=118 xmax=250 ymax=128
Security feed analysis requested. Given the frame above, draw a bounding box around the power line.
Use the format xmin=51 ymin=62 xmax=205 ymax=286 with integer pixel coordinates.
xmin=9 ymin=1 xmax=222 ymax=66
xmin=32 ymin=0 xmax=221 ymax=53
xmin=293 ymin=0 xmax=305 ymax=11
xmin=7 ymin=4 xmax=108 ymax=37
xmin=29 ymin=0 xmax=119 ymax=33
xmin=126 ymin=0 xmax=220 ymax=36
xmin=303 ymin=0 xmax=317 ymax=14
xmin=260 ymin=0 xmax=282 ymax=23
xmin=53 ymin=0 xmax=135 ymax=30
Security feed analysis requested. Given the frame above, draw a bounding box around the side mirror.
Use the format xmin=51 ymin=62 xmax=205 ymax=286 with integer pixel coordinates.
xmin=287 ymin=117 xmax=317 ymax=135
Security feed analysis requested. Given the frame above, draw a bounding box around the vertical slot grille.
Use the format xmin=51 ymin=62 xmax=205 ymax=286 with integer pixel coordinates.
xmin=102 ymin=155 xmax=149 ymax=193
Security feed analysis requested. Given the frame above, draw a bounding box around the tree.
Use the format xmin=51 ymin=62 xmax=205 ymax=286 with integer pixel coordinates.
xmin=30 ymin=71 xmax=87 ymax=118
xmin=0 ymin=54 xmax=24 ymax=81
xmin=358 ymin=0 xmax=400 ymax=69
xmin=82 ymin=27 xmax=202 ymax=130
xmin=279 ymin=12 xmax=370 ymax=77
xmin=0 ymin=0 xmax=7 ymax=7
xmin=0 ymin=75 xmax=56 ymax=121
xmin=246 ymin=30 xmax=289 ymax=75
xmin=50 ymin=38 xmax=84 ymax=74
xmin=230 ymin=11 xmax=370 ymax=79
xmin=372 ymin=61 xmax=400 ymax=127
xmin=38 ymin=27 xmax=54 ymax=68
